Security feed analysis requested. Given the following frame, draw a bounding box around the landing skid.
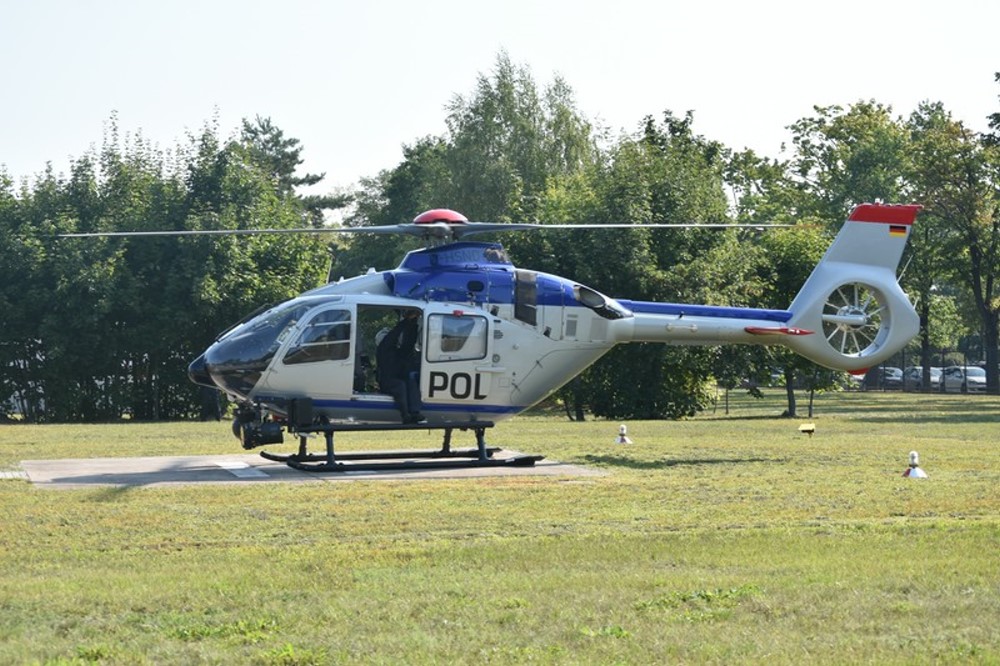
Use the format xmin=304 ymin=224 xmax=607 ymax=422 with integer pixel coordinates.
xmin=260 ymin=420 xmax=544 ymax=472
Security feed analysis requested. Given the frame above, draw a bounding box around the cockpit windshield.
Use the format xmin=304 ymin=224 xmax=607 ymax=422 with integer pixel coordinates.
xmin=204 ymin=301 xmax=312 ymax=396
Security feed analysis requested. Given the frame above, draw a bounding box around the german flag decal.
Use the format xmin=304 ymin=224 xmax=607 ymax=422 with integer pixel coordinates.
xmin=889 ymin=225 xmax=907 ymax=236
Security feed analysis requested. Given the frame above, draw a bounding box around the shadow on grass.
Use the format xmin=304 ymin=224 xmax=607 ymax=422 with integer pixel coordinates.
xmin=713 ymin=411 xmax=1000 ymax=425
xmin=584 ymin=454 xmax=788 ymax=470
xmin=704 ymin=414 xmax=798 ymax=422
xmin=710 ymin=392 xmax=1000 ymax=425
xmin=856 ymin=413 xmax=1000 ymax=424
xmin=86 ymin=484 xmax=135 ymax=501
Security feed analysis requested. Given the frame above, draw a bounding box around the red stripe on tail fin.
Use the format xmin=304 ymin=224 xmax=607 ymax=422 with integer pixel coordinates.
xmin=848 ymin=203 xmax=922 ymax=225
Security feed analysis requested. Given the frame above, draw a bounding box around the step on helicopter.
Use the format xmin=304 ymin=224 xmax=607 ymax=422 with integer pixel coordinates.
xmin=65 ymin=203 xmax=921 ymax=471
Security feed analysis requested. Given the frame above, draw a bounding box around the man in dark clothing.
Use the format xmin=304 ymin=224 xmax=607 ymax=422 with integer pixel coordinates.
xmin=376 ymin=310 xmax=426 ymax=424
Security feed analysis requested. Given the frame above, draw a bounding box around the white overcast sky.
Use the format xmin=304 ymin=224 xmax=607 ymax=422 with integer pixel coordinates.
xmin=2 ymin=0 xmax=997 ymax=195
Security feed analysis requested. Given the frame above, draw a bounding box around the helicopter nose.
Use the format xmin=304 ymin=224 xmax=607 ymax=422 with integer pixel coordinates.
xmin=188 ymin=353 xmax=216 ymax=389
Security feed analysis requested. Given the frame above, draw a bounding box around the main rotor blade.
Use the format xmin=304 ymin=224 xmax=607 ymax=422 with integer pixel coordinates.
xmin=59 ymin=221 xmax=792 ymax=239
xmin=454 ymin=222 xmax=793 ymax=237
xmin=57 ymin=224 xmax=411 ymax=238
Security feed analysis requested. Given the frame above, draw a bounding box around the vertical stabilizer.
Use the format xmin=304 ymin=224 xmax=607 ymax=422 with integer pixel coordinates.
xmin=783 ymin=203 xmax=921 ymax=370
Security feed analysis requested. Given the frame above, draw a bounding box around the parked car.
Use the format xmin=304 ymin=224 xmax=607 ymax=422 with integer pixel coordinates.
xmin=902 ymin=366 xmax=942 ymax=391
xmin=940 ymin=366 xmax=987 ymax=393
xmin=860 ymin=366 xmax=902 ymax=390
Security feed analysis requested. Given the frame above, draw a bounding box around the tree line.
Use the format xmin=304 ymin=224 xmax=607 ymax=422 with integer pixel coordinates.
xmin=2 ymin=55 xmax=998 ymax=422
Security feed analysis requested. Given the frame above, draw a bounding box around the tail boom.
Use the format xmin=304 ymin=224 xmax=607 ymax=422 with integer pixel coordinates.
xmin=620 ymin=302 xmax=809 ymax=346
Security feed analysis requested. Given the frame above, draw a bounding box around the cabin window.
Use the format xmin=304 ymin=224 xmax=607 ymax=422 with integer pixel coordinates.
xmin=426 ymin=313 xmax=488 ymax=362
xmin=515 ymin=270 xmax=538 ymax=325
xmin=565 ymin=314 xmax=578 ymax=339
xmin=282 ymin=308 xmax=352 ymax=365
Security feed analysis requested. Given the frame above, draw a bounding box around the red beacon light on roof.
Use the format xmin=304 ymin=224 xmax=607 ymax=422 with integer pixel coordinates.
xmin=413 ymin=209 xmax=468 ymax=225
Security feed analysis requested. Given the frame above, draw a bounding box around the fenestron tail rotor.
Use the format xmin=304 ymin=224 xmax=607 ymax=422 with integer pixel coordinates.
xmin=820 ymin=282 xmax=888 ymax=357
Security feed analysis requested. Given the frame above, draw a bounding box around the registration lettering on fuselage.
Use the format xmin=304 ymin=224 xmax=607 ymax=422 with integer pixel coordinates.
xmin=428 ymin=371 xmax=488 ymax=400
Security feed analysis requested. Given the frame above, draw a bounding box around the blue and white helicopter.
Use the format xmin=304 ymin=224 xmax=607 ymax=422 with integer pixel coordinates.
xmin=70 ymin=203 xmax=921 ymax=470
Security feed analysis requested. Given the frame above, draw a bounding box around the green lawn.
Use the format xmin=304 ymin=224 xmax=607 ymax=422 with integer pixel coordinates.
xmin=1 ymin=390 xmax=998 ymax=664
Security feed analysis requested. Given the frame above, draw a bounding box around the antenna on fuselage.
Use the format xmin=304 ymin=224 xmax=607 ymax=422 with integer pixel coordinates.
xmin=326 ymin=246 xmax=337 ymax=283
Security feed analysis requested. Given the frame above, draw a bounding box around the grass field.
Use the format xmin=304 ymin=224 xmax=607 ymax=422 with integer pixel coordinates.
xmin=1 ymin=390 xmax=999 ymax=664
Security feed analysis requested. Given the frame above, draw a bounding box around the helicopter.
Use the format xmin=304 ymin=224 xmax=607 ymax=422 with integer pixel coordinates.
xmin=64 ymin=203 xmax=921 ymax=471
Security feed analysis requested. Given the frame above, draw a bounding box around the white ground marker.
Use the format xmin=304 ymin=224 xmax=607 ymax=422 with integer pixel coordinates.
xmin=0 ymin=470 xmax=28 ymax=480
xmin=214 ymin=461 xmax=269 ymax=479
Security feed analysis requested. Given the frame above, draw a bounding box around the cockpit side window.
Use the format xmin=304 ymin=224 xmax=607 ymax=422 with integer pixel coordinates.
xmin=282 ymin=308 xmax=352 ymax=365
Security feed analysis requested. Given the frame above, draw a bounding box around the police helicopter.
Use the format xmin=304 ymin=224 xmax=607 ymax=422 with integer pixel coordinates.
xmin=64 ymin=203 xmax=920 ymax=471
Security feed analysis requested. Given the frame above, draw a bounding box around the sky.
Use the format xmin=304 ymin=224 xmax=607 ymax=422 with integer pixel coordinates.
xmin=2 ymin=0 xmax=998 ymax=197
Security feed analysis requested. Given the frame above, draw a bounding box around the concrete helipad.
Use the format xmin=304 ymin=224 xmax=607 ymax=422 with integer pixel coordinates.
xmin=19 ymin=450 xmax=604 ymax=489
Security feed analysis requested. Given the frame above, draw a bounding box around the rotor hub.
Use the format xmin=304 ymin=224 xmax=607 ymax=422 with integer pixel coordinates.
xmin=834 ymin=305 xmax=868 ymax=330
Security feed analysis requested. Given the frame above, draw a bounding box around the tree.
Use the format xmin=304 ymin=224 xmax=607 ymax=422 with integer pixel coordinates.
xmin=545 ymin=111 xmax=737 ymax=419
xmin=335 ymin=137 xmax=453 ymax=279
xmin=238 ymin=115 xmax=350 ymax=225
xmin=788 ymin=101 xmax=912 ymax=224
xmin=910 ymin=101 xmax=1000 ymax=391
xmin=442 ymin=51 xmax=596 ymax=224
xmin=336 ymin=53 xmax=598 ymax=278
xmin=0 ymin=171 xmax=49 ymax=420
xmin=0 ymin=116 xmax=332 ymax=421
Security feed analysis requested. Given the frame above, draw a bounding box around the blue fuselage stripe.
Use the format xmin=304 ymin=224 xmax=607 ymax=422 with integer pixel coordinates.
xmin=257 ymin=396 xmax=524 ymax=416
xmin=317 ymin=399 xmax=523 ymax=415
